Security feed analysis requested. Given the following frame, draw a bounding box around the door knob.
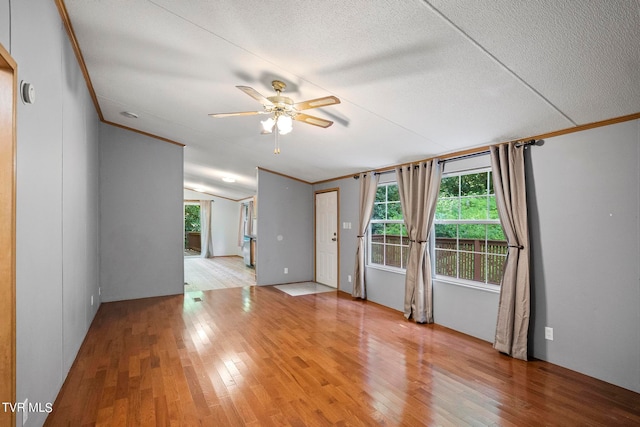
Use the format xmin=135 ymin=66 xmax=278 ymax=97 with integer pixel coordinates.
xmin=332 ymin=237 xmax=337 ymax=241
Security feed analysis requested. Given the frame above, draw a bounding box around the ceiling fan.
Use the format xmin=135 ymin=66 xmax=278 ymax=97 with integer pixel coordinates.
xmin=209 ymin=80 xmax=340 ymax=153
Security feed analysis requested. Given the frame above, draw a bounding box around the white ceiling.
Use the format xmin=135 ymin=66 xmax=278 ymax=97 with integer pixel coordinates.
xmin=63 ymin=0 xmax=640 ymax=200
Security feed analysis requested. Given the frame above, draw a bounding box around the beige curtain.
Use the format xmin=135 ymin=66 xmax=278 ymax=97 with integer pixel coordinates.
xmin=395 ymin=160 xmax=441 ymax=323
xmin=237 ymin=204 xmax=244 ymax=247
xmin=200 ymin=200 xmax=214 ymax=258
xmin=490 ymin=142 xmax=530 ymax=360
xmin=246 ymin=201 xmax=254 ymax=236
xmin=353 ymin=172 xmax=380 ymax=299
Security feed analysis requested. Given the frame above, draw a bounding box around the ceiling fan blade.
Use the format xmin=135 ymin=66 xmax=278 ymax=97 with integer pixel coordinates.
xmin=293 ymin=113 xmax=334 ymax=128
xmin=209 ymin=111 xmax=265 ymax=118
xmin=294 ymin=96 xmax=340 ymax=111
xmin=236 ymin=86 xmax=274 ymax=107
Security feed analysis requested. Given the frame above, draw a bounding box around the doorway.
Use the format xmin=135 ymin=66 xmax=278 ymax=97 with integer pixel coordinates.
xmin=315 ymin=189 xmax=339 ymax=288
xmin=0 ymin=42 xmax=17 ymax=426
xmin=184 ymin=201 xmax=201 ymax=257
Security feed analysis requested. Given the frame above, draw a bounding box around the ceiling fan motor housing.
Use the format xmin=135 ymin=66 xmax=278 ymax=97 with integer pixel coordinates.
xmin=267 ymin=95 xmax=295 ymax=115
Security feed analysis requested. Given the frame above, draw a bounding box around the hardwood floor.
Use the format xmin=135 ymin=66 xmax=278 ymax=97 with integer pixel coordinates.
xmin=184 ymin=256 xmax=255 ymax=291
xmin=45 ymin=287 xmax=640 ymax=426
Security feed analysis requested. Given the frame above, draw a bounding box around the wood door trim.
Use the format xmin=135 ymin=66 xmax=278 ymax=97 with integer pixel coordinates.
xmin=314 ymin=188 xmax=339 ymax=289
xmin=0 ymin=41 xmax=17 ymax=427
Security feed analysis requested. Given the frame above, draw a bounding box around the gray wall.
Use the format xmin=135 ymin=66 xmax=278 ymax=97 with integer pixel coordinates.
xmin=0 ymin=0 xmax=8 ymax=50
xmin=527 ymin=119 xmax=640 ymax=393
xmin=210 ymin=196 xmax=243 ymax=257
xmin=11 ymin=1 xmax=101 ymax=426
xmin=99 ymin=123 xmax=184 ymax=302
xmin=61 ymin=31 xmax=101 ymax=373
xmin=256 ymin=170 xmax=314 ymax=285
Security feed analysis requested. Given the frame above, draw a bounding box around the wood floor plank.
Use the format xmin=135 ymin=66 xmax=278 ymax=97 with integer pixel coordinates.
xmin=45 ymin=285 xmax=640 ymax=426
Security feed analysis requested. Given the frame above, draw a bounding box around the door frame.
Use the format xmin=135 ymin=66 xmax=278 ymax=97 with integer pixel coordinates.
xmin=314 ymin=188 xmax=339 ymax=289
xmin=0 ymin=42 xmax=17 ymax=427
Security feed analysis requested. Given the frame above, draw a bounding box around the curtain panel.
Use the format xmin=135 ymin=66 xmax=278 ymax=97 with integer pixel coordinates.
xmin=200 ymin=200 xmax=214 ymax=258
xmin=395 ymin=160 xmax=442 ymax=323
xmin=490 ymin=142 xmax=530 ymax=360
xmin=353 ymin=172 xmax=380 ymax=299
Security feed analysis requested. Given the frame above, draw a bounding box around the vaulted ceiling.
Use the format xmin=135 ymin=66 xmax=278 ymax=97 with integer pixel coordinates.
xmin=61 ymin=0 xmax=640 ymax=200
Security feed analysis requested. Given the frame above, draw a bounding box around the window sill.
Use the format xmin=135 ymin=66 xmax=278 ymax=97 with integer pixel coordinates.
xmin=433 ymin=276 xmax=500 ymax=294
xmin=366 ymin=264 xmax=406 ymax=275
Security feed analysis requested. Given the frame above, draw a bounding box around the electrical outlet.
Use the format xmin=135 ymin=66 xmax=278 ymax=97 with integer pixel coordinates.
xmin=284 ymin=267 xmax=288 ymax=274
xmin=98 ymin=286 xmax=101 ymax=296
xmin=348 ymin=275 xmax=352 ymax=282
xmin=91 ymin=295 xmax=94 ymax=306
xmin=545 ymin=327 xmax=554 ymax=341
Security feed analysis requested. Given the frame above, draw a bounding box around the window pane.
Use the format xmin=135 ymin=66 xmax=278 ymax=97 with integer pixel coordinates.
xmin=460 ymin=196 xmax=488 ymax=220
xmin=387 ymin=184 xmax=400 ymax=202
xmin=371 ymin=223 xmax=385 ymax=243
xmin=373 ymin=203 xmax=385 ymax=220
xmin=385 ymin=223 xmax=402 ymax=239
xmin=487 ymin=224 xmax=506 ymax=242
xmin=439 ymin=176 xmax=459 ymax=197
xmin=460 ymin=172 xmax=488 ymax=196
xmin=435 ymin=248 xmax=457 ymax=277
xmin=435 ymin=224 xmax=457 ymax=253
xmin=388 ymin=202 xmax=403 ymax=220
xmin=488 ymin=195 xmax=499 ymax=220
xmin=436 ymin=197 xmax=459 ymax=220
xmin=457 ymin=250 xmax=475 ymax=281
xmin=375 ymin=185 xmax=386 ymax=203
xmin=435 ymin=223 xmax=456 ymax=238
xmin=459 ymin=223 xmax=486 ymax=241
xmin=370 ymin=243 xmax=384 ymax=265
xmin=385 ymin=245 xmax=402 ymax=268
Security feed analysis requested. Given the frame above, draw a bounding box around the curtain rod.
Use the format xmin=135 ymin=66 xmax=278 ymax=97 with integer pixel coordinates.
xmin=353 ymin=139 xmax=538 ymax=179
xmin=439 ymin=139 xmax=537 ymax=164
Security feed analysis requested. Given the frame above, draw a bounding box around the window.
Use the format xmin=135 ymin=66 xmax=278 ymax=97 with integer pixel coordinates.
xmin=434 ymin=169 xmax=507 ymax=286
xmin=369 ymin=183 xmax=409 ymax=270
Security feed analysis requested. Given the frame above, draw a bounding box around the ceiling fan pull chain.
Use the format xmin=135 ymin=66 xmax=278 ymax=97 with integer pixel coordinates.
xmin=274 ymin=126 xmax=281 ymax=154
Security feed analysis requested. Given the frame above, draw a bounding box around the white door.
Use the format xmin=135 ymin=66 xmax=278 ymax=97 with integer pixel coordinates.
xmin=315 ymin=191 xmax=338 ymax=288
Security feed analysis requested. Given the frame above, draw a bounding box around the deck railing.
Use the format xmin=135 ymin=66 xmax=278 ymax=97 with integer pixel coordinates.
xmin=370 ymin=235 xmax=507 ymax=285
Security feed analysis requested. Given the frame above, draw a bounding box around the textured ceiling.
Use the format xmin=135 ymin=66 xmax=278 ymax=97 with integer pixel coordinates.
xmin=63 ymin=0 xmax=640 ymax=200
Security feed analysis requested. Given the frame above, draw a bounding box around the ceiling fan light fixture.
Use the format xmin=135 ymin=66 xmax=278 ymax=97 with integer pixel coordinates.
xmin=261 ymin=117 xmax=275 ymax=133
xmin=277 ymin=115 xmax=293 ymax=135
